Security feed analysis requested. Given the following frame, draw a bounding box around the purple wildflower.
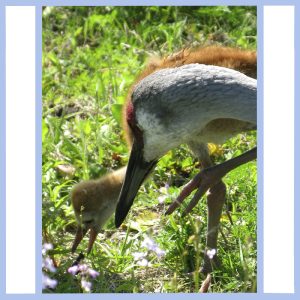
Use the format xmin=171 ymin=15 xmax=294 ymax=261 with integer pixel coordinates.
xmin=141 ymin=236 xmax=166 ymax=259
xmin=43 ymin=257 xmax=56 ymax=273
xmin=68 ymin=265 xmax=79 ymax=275
xmin=78 ymin=264 xmax=88 ymax=272
xmin=42 ymin=273 xmax=58 ymax=289
xmin=68 ymin=260 xmax=99 ymax=293
xmin=141 ymin=237 xmax=156 ymax=251
xmin=42 ymin=243 xmax=53 ymax=255
xmin=88 ymin=269 xmax=100 ymax=279
xmin=153 ymin=247 xmax=166 ymax=258
xmin=42 ymin=243 xmax=57 ymax=290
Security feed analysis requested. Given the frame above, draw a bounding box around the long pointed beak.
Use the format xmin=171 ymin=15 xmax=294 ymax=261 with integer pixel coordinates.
xmin=115 ymin=140 xmax=157 ymax=228
xmin=71 ymin=226 xmax=99 ymax=254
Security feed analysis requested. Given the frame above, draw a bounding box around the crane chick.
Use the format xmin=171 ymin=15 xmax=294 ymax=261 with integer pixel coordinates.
xmin=71 ymin=167 xmax=126 ymax=254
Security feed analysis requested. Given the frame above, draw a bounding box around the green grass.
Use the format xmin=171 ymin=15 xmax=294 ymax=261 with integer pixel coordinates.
xmin=42 ymin=6 xmax=257 ymax=293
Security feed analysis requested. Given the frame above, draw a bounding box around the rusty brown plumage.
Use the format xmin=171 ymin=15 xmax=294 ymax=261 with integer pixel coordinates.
xmin=122 ymin=46 xmax=256 ymax=146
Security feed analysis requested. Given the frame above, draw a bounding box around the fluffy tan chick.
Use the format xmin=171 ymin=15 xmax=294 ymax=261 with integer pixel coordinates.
xmin=71 ymin=167 xmax=126 ymax=254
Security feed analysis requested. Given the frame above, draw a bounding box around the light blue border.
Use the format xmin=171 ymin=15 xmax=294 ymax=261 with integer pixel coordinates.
xmin=1 ymin=0 xmax=298 ymax=298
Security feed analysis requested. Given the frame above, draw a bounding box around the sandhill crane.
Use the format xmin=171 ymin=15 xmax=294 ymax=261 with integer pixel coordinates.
xmin=116 ymin=54 xmax=257 ymax=274
xmin=71 ymin=46 xmax=257 ymax=275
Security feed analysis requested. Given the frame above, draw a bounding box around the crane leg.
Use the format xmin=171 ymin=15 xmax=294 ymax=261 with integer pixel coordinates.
xmin=166 ymin=147 xmax=257 ymax=215
xmin=165 ymin=146 xmax=257 ymax=275
xmin=201 ymin=179 xmax=226 ymax=274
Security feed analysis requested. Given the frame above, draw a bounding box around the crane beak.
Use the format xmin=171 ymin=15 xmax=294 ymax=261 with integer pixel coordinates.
xmin=71 ymin=226 xmax=99 ymax=254
xmin=115 ymin=140 xmax=157 ymax=228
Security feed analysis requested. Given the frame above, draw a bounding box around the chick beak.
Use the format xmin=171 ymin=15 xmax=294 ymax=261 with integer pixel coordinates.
xmin=71 ymin=226 xmax=99 ymax=254
xmin=115 ymin=140 xmax=157 ymax=228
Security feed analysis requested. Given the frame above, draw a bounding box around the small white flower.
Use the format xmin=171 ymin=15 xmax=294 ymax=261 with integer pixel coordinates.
xmin=158 ymin=195 xmax=168 ymax=203
xmin=137 ymin=258 xmax=151 ymax=267
xmin=81 ymin=279 xmax=92 ymax=292
xmin=236 ymin=219 xmax=246 ymax=226
xmin=194 ymin=216 xmax=204 ymax=222
xmin=100 ymin=124 xmax=110 ymax=137
xmin=64 ymin=129 xmax=72 ymax=137
xmin=206 ymin=248 xmax=217 ymax=260
xmin=132 ymin=252 xmax=147 ymax=261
